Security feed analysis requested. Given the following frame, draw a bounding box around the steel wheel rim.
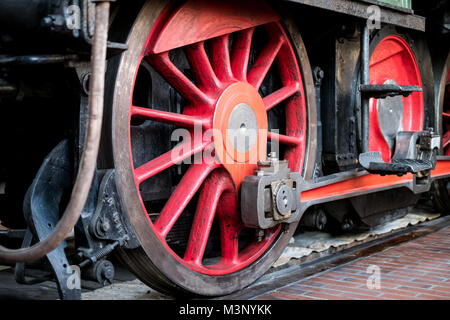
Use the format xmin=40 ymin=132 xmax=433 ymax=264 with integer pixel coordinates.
xmin=369 ymin=35 xmax=424 ymax=162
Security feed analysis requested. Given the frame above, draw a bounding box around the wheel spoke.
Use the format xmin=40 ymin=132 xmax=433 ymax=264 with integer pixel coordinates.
xmin=210 ymin=34 xmax=233 ymax=83
xmin=146 ymin=52 xmax=213 ymax=107
xmin=231 ymin=28 xmax=254 ymax=82
xmin=154 ymin=161 xmax=219 ymax=238
xmin=217 ymin=192 xmax=242 ymax=263
xmin=184 ymin=42 xmax=221 ymax=93
xmin=184 ymin=172 xmax=232 ymax=265
xmin=443 ymin=131 xmax=450 ymax=148
xmin=264 ymin=83 xmax=300 ymax=111
xmin=268 ymin=131 xmax=302 ymax=146
xmin=131 ymin=106 xmax=211 ymax=129
xmin=247 ymin=34 xmax=284 ymax=90
xmin=369 ymin=47 xmax=405 ymax=68
xmin=134 ymin=140 xmax=210 ymax=185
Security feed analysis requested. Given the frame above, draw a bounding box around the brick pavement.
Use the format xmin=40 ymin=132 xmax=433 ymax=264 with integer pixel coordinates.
xmin=255 ymin=226 xmax=450 ymax=300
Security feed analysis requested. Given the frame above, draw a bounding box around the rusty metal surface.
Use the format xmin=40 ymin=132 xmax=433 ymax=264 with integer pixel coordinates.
xmin=281 ymin=0 xmax=425 ymax=31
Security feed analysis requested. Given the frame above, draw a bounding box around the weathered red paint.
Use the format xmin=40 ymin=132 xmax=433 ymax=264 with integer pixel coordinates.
xmin=149 ymin=0 xmax=280 ymax=54
xmin=301 ymin=159 xmax=450 ymax=203
xmin=213 ymin=81 xmax=268 ymax=188
xmin=128 ymin=0 xmax=307 ymax=275
xmin=369 ymin=35 xmax=424 ymax=162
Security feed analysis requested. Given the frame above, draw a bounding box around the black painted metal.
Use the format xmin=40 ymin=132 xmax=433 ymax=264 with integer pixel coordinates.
xmin=350 ymin=189 xmax=417 ymax=227
xmin=359 ymin=152 xmax=433 ymax=175
xmin=88 ymin=170 xmax=139 ymax=249
xmin=359 ymin=130 xmax=439 ymax=176
xmin=22 ymin=140 xmax=81 ymax=300
xmin=360 ymin=83 xmax=422 ymax=99
xmin=317 ymin=23 xmax=360 ymax=173
xmin=0 ymin=0 xmax=51 ymax=31
xmin=361 ymin=25 xmax=370 ymax=154
xmin=14 ymin=229 xmax=53 ymax=285
xmin=0 ymin=230 xmax=26 ymax=239
xmin=281 ymin=0 xmax=425 ymax=31
xmin=312 ymin=66 xmax=324 ymax=178
xmin=0 ymin=55 xmax=78 ymax=66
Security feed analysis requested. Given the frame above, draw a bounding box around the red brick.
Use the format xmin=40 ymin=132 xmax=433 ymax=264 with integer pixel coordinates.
xmin=302 ymin=277 xmax=362 ymax=288
xmin=323 ymin=284 xmax=382 ymax=297
xmin=416 ymin=293 xmax=449 ymax=300
xmin=381 ymin=278 xmax=434 ymax=289
xmin=399 ymin=265 xmax=450 ymax=274
xmin=255 ymin=226 xmax=450 ymax=301
xmin=278 ymin=287 xmax=310 ymax=296
xmin=411 ymin=278 xmax=450 ymax=286
xmin=432 ymin=285 xmax=450 ymax=293
xmin=396 ymin=286 xmax=450 ymax=298
xmin=340 ymin=292 xmax=383 ymax=300
xmin=302 ymin=292 xmax=345 ymax=300
xmin=291 ymin=284 xmax=340 ymax=292
xmin=379 ymin=293 xmax=419 ymax=300
xmin=371 ymin=287 xmax=419 ymax=297
xmin=388 ymin=270 xmax=429 ymax=278
xmin=269 ymin=292 xmax=307 ymax=300
xmin=254 ymin=295 xmax=285 ymax=300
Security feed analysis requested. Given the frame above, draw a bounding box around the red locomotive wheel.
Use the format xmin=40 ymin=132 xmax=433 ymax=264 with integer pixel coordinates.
xmin=433 ymin=51 xmax=450 ymax=214
xmin=369 ymin=34 xmax=424 ymax=162
xmin=442 ymin=68 xmax=450 ymax=154
xmin=106 ymin=0 xmax=316 ymax=296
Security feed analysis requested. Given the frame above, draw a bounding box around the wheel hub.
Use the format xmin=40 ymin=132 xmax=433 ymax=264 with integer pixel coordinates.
xmin=227 ymin=103 xmax=258 ymax=154
xmin=213 ymin=82 xmax=268 ymax=187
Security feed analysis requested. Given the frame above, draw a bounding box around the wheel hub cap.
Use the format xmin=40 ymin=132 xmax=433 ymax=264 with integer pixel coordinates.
xmin=213 ymin=82 xmax=268 ymax=187
xmin=227 ymin=103 xmax=258 ymax=154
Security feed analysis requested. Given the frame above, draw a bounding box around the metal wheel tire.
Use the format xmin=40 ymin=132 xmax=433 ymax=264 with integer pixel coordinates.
xmin=433 ymin=50 xmax=450 ymax=214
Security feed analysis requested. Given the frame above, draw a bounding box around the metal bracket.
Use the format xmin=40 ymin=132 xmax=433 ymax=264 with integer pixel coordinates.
xmin=15 ymin=229 xmax=53 ymax=285
xmin=21 ymin=140 xmax=81 ymax=300
xmin=360 ymin=84 xmax=422 ymax=99
xmin=359 ymin=130 xmax=440 ymax=178
xmin=81 ymin=0 xmax=128 ymax=54
xmin=241 ymin=156 xmax=302 ymax=229
xmin=89 ymin=170 xmax=139 ymax=249
xmin=282 ymin=0 xmax=425 ymax=31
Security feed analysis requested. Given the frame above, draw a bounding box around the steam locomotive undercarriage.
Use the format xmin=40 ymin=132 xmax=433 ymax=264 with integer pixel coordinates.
xmin=0 ymin=0 xmax=449 ymax=299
